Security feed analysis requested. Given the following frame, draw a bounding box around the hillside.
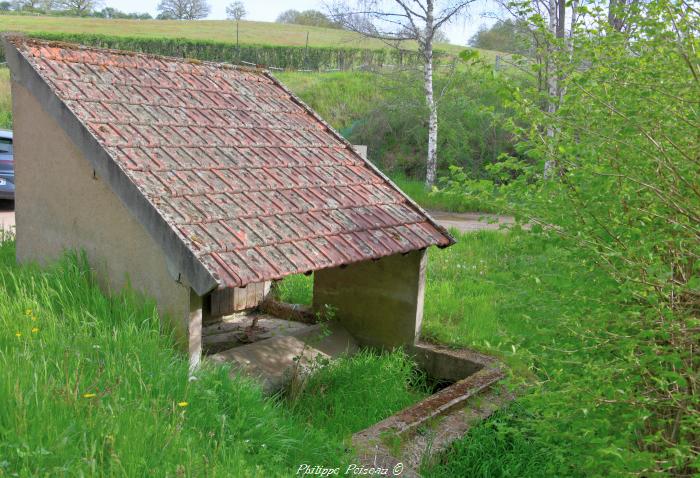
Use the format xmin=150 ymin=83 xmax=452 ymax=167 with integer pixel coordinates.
xmin=0 ymin=15 xmax=470 ymax=54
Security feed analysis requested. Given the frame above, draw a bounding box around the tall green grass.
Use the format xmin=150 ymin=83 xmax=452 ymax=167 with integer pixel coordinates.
xmin=0 ymin=239 xmax=428 ymax=476
xmin=420 ymin=231 xmax=655 ymax=476
xmin=0 ymin=223 xmax=654 ymax=475
xmin=275 ymin=230 xmax=657 ymax=476
xmin=390 ymin=173 xmax=499 ymax=213
xmin=0 ymin=69 xmax=11 ymax=129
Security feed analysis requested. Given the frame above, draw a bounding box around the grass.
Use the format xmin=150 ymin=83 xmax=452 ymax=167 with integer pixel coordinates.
xmin=0 ymin=15 xmax=480 ymax=56
xmin=0 ymin=238 xmax=431 ymax=476
xmin=276 ymin=230 xmax=656 ymax=476
xmin=0 ymin=220 xmax=656 ymax=475
xmin=390 ymin=173 xmax=499 ymax=213
xmin=0 ymin=69 xmax=10 ymax=129
xmin=275 ymin=71 xmax=386 ymax=131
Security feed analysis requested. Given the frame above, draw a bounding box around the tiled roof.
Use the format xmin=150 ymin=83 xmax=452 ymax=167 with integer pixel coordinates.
xmin=9 ymin=37 xmax=453 ymax=290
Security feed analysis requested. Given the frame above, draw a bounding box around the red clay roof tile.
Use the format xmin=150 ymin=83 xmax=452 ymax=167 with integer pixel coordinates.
xmin=12 ymin=37 xmax=454 ymax=289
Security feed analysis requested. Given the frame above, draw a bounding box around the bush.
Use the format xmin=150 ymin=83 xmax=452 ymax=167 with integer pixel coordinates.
xmin=444 ymin=0 xmax=700 ymax=473
xmin=0 ymin=31 xmax=445 ymax=71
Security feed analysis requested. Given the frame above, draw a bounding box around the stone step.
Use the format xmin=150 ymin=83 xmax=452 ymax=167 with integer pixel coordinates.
xmin=207 ymin=321 xmax=358 ymax=394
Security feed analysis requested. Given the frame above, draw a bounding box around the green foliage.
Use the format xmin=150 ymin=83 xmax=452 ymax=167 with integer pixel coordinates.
xmin=276 ymin=9 xmax=342 ymax=29
xmin=468 ymin=19 xmax=534 ymax=55
xmin=291 ymin=349 xmax=429 ymax=437
xmin=421 ymin=231 xmax=659 ymax=476
xmin=444 ymin=0 xmax=699 ymax=473
xmin=0 ymin=68 xmax=11 ymax=129
xmin=275 ymin=71 xmax=386 ymax=130
xmin=347 ymin=65 xmax=514 ymax=178
xmin=0 ymin=239 xmax=429 ymax=476
xmin=424 ymin=405 xmax=551 ymax=477
xmin=282 ymin=57 xmax=520 ymax=183
xmin=391 ymin=172 xmax=500 ymax=213
xmin=275 ymin=228 xmax=669 ymax=476
xmin=273 ymin=273 xmax=313 ymax=305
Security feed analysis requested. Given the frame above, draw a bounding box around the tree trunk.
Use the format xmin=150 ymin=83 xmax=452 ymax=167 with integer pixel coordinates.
xmin=424 ymin=1 xmax=437 ymax=188
xmin=424 ymin=49 xmax=438 ymax=187
xmin=544 ymin=0 xmax=558 ymax=178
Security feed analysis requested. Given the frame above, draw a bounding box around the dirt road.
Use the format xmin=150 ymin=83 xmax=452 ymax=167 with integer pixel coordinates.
xmin=428 ymin=210 xmax=516 ymax=234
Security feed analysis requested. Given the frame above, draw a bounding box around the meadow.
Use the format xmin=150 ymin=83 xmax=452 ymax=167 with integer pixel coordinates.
xmin=0 ymin=15 xmax=472 ymax=55
xmin=0 ymin=224 xmax=651 ymax=476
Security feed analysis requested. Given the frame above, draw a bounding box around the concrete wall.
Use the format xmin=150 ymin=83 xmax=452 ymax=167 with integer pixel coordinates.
xmin=353 ymin=145 xmax=368 ymax=160
xmin=313 ymin=250 xmax=427 ymax=350
xmin=12 ymin=81 xmax=195 ymax=349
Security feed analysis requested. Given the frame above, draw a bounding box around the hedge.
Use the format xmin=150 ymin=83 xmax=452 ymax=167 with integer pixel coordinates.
xmin=0 ymin=31 xmax=446 ymax=70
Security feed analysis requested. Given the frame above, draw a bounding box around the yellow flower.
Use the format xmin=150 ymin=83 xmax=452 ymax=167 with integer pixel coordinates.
xmin=83 ymin=393 xmax=96 ymax=398
xmin=31 ymin=316 xmax=37 ymax=322
xmin=25 ymin=308 xmax=32 ymax=316
xmin=31 ymin=327 xmax=39 ymax=333
xmin=15 ymin=332 xmax=21 ymax=338
xmin=177 ymin=401 xmax=189 ymax=408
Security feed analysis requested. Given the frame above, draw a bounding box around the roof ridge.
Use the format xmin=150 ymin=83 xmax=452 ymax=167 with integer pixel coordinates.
xmin=4 ymin=34 xmax=269 ymax=76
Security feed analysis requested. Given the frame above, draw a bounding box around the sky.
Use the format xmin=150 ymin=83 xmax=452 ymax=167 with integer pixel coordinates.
xmin=105 ymin=0 xmax=501 ymax=46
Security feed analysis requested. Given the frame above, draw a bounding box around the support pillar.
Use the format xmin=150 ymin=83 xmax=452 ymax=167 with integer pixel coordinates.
xmin=313 ymin=250 xmax=427 ymax=350
xmin=188 ymin=289 xmax=202 ymax=374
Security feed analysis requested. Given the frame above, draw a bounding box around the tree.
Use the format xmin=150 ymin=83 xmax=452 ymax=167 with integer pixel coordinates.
xmin=57 ymin=0 xmax=101 ymax=15
xmin=432 ymin=27 xmax=449 ymax=42
xmin=226 ymin=1 xmax=246 ymax=21
xmin=276 ymin=9 xmax=343 ymax=29
xmin=0 ymin=1 xmax=10 ymax=9
xmin=468 ymin=19 xmax=533 ymax=54
xmin=276 ymin=9 xmax=298 ymax=23
xmin=330 ymin=0 xmax=474 ymax=187
xmin=93 ymin=6 xmax=152 ymax=18
xmin=11 ymin=0 xmax=41 ymax=10
xmin=608 ymin=0 xmax=638 ymax=31
xmin=157 ymin=0 xmax=210 ymax=20
xmin=480 ymin=2 xmax=700 ymax=472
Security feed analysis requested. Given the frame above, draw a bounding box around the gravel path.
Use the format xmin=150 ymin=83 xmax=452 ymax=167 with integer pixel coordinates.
xmin=429 ymin=210 xmax=517 ymax=233
xmin=0 ymin=201 xmax=13 ymax=232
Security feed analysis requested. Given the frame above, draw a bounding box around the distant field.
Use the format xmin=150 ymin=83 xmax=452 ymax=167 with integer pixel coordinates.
xmin=0 ymin=15 xmax=471 ymax=55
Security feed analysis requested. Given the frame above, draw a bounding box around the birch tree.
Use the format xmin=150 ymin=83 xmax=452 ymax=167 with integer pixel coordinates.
xmin=330 ymin=0 xmax=474 ymax=187
xmin=501 ymin=0 xmax=577 ymax=177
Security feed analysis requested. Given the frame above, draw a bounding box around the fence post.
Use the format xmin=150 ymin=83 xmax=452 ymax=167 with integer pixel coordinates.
xmin=236 ymin=21 xmax=240 ymax=63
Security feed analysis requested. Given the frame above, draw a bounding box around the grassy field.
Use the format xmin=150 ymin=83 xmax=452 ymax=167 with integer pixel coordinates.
xmin=0 ymin=238 xmax=431 ymax=476
xmin=277 ymin=230 xmax=654 ymax=476
xmin=0 ymin=226 xmax=652 ymax=476
xmin=0 ymin=15 xmax=475 ymax=56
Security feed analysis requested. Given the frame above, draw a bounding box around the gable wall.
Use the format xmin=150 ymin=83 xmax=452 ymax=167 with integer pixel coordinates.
xmin=12 ymin=81 xmax=193 ymax=347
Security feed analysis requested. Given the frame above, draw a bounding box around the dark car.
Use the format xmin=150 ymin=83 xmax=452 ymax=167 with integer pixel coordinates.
xmin=0 ymin=130 xmax=13 ymax=200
